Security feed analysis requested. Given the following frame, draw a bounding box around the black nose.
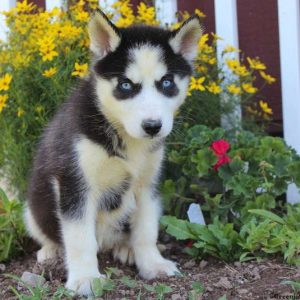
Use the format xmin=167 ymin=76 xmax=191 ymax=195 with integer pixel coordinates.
xmin=142 ymin=119 xmax=162 ymax=136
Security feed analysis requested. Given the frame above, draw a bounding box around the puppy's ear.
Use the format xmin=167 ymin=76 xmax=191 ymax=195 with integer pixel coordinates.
xmin=88 ymin=9 xmax=121 ymax=58
xmin=169 ymin=16 xmax=203 ymax=63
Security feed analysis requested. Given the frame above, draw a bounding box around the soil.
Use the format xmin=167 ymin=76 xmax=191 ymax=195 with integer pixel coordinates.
xmin=0 ymin=240 xmax=299 ymax=300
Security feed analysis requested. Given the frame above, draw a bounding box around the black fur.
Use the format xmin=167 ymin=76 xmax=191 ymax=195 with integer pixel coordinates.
xmin=27 ymin=78 xmax=125 ymax=243
xmin=113 ymin=78 xmax=142 ymax=100
xmin=99 ymin=176 xmax=131 ymax=211
xmin=94 ymin=25 xmax=192 ymax=80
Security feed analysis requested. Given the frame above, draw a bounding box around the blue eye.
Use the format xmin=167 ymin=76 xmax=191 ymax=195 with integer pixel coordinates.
xmin=120 ymin=82 xmax=132 ymax=90
xmin=162 ymin=80 xmax=172 ymax=88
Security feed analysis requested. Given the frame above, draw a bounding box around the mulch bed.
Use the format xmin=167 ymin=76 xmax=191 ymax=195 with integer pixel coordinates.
xmin=0 ymin=240 xmax=299 ymax=299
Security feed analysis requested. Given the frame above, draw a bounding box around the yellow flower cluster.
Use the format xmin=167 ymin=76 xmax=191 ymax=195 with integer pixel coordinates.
xmin=37 ymin=37 xmax=59 ymax=62
xmin=246 ymin=100 xmax=273 ymax=120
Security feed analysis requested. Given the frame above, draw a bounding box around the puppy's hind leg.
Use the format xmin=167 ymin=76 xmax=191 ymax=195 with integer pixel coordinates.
xmin=24 ymin=206 xmax=60 ymax=263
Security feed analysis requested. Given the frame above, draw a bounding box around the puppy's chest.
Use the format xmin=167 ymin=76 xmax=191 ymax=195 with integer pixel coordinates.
xmin=77 ymin=137 xmax=159 ymax=194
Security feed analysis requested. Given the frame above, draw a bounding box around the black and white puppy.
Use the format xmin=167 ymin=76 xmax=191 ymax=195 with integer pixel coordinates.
xmin=25 ymin=10 xmax=202 ymax=296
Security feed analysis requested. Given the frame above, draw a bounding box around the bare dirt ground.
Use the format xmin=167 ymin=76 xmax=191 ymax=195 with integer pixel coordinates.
xmin=0 ymin=240 xmax=299 ymax=300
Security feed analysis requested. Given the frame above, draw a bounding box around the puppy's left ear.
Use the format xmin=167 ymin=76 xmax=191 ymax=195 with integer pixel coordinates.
xmin=169 ymin=16 xmax=203 ymax=63
xmin=88 ymin=9 xmax=121 ymax=58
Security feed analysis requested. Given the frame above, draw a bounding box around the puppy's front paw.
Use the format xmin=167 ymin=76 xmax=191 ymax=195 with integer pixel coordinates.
xmin=139 ymin=258 xmax=179 ymax=280
xmin=66 ymin=273 xmax=106 ymax=296
xmin=113 ymin=245 xmax=135 ymax=265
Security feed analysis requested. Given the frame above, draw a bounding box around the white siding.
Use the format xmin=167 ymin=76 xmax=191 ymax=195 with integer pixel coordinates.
xmin=46 ymin=0 xmax=65 ymax=11
xmin=278 ymin=0 xmax=300 ymax=203
xmin=214 ymin=0 xmax=241 ymax=129
xmin=155 ymin=0 xmax=177 ymax=26
xmin=0 ymin=0 xmax=16 ymax=41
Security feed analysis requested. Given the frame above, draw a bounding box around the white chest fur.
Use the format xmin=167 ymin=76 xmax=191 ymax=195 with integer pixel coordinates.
xmin=75 ymin=135 xmax=163 ymax=249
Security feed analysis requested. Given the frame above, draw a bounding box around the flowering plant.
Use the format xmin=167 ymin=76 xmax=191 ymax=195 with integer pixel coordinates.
xmin=0 ymin=0 xmax=275 ymax=198
xmin=210 ymin=139 xmax=231 ymax=170
xmin=163 ymin=125 xmax=300 ymax=222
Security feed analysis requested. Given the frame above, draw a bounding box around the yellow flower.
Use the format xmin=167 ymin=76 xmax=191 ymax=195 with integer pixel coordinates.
xmin=16 ymin=0 xmax=35 ymax=13
xmin=75 ymin=11 xmax=89 ymax=22
xmin=259 ymin=71 xmax=276 ymax=84
xmin=259 ymin=100 xmax=273 ymax=115
xmin=43 ymin=67 xmax=57 ymax=77
xmin=38 ymin=37 xmax=59 ymax=62
xmin=17 ymin=108 xmax=25 ymax=117
xmin=189 ymin=76 xmax=206 ymax=91
xmin=196 ymin=65 xmax=208 ymax=74
xmin=227 ymin=84 xmax=241 ymax=95
xmin=247 ymin=57 xmax=266 ymax=70
xmin=137 ymin=2 xmax=157 ymax=25
xmin=72 ymin=62 xmax=88 ymax=77
xmin=0 ymin=74 xmax=12 ymax=91
xmin=226 ymin=59 xmax=250 ymax=77
xmin=208 ymin=57 xmax=217 ymax=65
xmin=223 ymin=45 xmax=239 ymax=53
xmin=198 ymin=34 xmax=209 ymax=51
xmin=206 ymin=81 xmax=222 ymax=94
xmin=211 ymin=32 xmax=223 ymax=42
xmin=242 ymin=83 xmax=258 ymax=94
xmin=0 ymin=94 xmax=8 ymax=112
xmin=195 ymin=9 xmax=206 ymax=18
xmin=42 ymin=50 xmax=59 ymax=62
xmin=87 ymin=0 xmax=99 ymax=10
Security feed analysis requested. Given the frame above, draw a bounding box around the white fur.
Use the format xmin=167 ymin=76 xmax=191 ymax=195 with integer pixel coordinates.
xmin=96 ymin=44 xmax=189 ymax=139
xmin=169 ymin=18 xmax=203 ymax=63
xmin=24 ymin=206 xmax=60 ymax=262
xmin=88 ymin=12 xmax=121 ymax=58
xmin=61 ymin=134 xmax=178 ymax=295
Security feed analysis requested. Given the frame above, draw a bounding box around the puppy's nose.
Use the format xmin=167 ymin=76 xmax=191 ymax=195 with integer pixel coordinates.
xmin=142 ymin=119 xmax=162 ymax=136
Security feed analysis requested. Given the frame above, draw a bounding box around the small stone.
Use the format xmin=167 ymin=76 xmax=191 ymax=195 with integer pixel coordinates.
xmin=20 ymin=272 xmax=45 ymax=288
xmin=238 ymin=289 xmax=249 ymax=294
xmin=214 ymin=277 xmax=233 ymax=289
xmin=199 ymin=260 xmax=208 ymax=269
xmin=171 ymin=293 xmax=182 ymax=300
xmin=183 ymin=260 xmax=196 ymax=268
xmin=157 ymin=244 xmax=167 ymax=252
xmin=206 ymin=286 xmax=213 ymax=292
xmin=251 ymin=266 xmax=261 ymax=280
xmin=234 ymin=262 xmax=241 ymax=268
xmin=0 ymin=264 xmax=6 ymax=272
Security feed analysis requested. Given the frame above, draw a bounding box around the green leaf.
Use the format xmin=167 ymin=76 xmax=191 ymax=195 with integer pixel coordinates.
xmin=191 ymin=149 xmax=217 ymax=177
xmin=160 ymin=216 xmax=196 ymax=240
xmin=248 ymin=209 xmax=285 ymax=225
xmin=191 ymin=282 xmax=205 ymax=293
xmin=120 ymin=276 xmax=137 ymax=288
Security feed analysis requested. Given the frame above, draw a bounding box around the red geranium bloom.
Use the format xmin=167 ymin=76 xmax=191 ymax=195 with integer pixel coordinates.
xmin=211 ymin=139 xmax=231 ymax=171
xmin=211 ymin=139 xmax=230 ymax=156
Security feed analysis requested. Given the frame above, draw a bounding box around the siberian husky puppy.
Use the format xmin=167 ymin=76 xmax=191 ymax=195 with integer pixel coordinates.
xmin=25 ymin=9 xmax=202 ymax=296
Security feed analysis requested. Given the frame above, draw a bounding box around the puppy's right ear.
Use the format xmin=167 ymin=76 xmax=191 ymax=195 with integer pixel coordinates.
xmin=88 ymin=9 xmax=121 ymax=58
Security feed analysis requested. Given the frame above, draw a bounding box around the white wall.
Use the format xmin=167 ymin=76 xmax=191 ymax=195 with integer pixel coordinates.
xmin=214 ymin=0 xmax=241 ymax=130
xmin=0 ymin=0 xmax=16 ymax=41
xmin=278 ymin=0 xmax=300 ymax=203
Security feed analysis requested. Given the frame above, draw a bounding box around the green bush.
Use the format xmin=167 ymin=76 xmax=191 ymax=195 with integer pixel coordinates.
xmin=0 ymin=188 xmax=26 ymax=262
xmin=161 ymin=125 xmax=300 ymax=264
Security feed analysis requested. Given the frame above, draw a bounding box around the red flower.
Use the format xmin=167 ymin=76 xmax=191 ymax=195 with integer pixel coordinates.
xmin=211 ymin=139 xmax=231 ymax=171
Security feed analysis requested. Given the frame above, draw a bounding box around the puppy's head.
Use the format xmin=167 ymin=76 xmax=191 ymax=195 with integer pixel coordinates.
xmin=89 ymin=10 xmax=202 ymax=139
